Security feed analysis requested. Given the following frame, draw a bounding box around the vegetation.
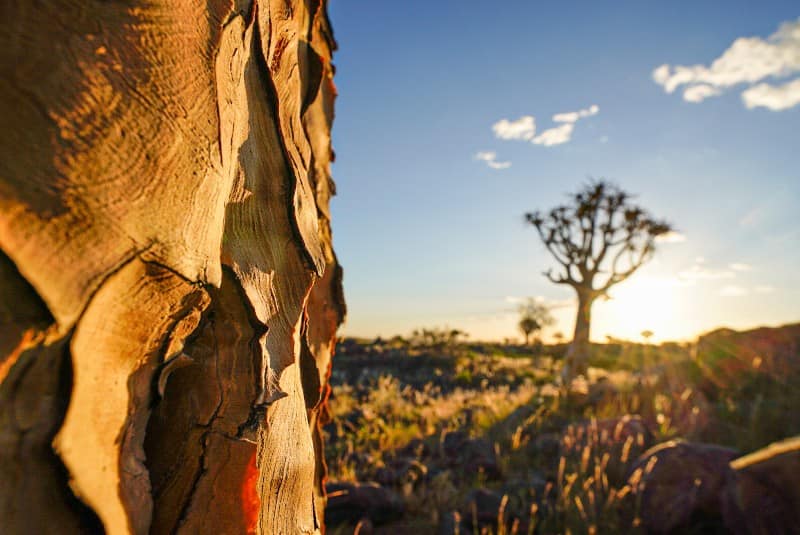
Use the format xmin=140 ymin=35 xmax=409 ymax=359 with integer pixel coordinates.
xmin=325 ymin=324 xmax=800 ymax=534
xmin=517 ymin=299 xmax=555 ymax=345
xmin=525 ymin=181 xmax=672 ymax=382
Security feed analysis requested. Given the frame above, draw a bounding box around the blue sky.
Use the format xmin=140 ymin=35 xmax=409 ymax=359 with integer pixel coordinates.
xmin=326 ymin=1 xmax=800 ymax=342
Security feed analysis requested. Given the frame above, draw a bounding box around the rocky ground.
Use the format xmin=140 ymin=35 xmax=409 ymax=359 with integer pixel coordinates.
xmin=323 ymin=324 xmax=800 ymax=534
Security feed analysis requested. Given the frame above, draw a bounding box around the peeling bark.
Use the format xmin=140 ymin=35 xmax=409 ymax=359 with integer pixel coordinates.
xmin=0 ymin=1 xmax=343 ymax=533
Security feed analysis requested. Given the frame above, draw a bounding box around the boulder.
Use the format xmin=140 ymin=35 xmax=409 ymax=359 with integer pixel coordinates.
xmin=440 ymin=431 xmax=501 ymax=480
xmin=458 ymin=488 xmax=531 ymax=533
xmin=325 ymin=482 xmax=405 ymax=527
xmin=375 ymin=458 xmax=428 ymax=495
xmin=441 ymin=430 xmax=469 ymax=459
xmin=624 ymin=441 xmax=739 ymax=533
xmin=461 ymin=438 xmax=502 ymax=480
xmin=723 ymin=436 xmax=800 ymax=535
xmin=397 ymin=437 xmax=431 ymax=459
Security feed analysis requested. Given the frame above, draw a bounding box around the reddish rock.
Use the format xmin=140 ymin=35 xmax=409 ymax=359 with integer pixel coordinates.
xmin=440 ymin=431 xmax=501 ymax=480
xmin=325 ymin=482 xmax=404 ymax=527
xmin=624 ymin=441 xmax=739 ymax=533
xmin=397 ymin=437 xmax=430 ymax=459
xmin=458 ymin=488 xmax=531 ymax=533
xmin=375 ymin=458 xmax=428 ymax=495
xmin=354 ymin=517 xmax=375 ymax=535
xmin=696 ymin=323 xmax=800 ymax=388
xmin=461 ymin=438 xmax=502 ymax=480
xmin=723 ymin=436 xmax=800 ymax=535
xmin=441 ymin=430 xmax=469 ymax=459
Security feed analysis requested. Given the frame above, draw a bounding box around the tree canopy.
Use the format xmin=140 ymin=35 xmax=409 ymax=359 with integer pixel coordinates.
xmin=525 ymin=180 xmax=673 ymax=298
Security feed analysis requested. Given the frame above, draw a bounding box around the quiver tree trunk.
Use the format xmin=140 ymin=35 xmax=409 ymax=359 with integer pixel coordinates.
xmin=0 ymin=2 xmax=344 ymax=534
xmin=563 ymin=289 xmax=595 ymax=382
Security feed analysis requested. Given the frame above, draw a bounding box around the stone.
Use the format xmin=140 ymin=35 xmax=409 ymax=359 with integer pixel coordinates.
xmin=624 ymin=441 xmax=739 ymax=533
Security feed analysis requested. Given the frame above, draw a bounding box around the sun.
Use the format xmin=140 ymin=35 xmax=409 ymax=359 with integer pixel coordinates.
xmin=594 ymin=276 xmax=683 ymax=343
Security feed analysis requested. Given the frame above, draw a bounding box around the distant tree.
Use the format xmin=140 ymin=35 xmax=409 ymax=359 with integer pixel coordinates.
xmin=411 ymin=327 xmax=467 ymax=350
xmin=553 ymin=331 xmax=565 ymax=344
xmin=641 ymin=329 xmax=654 ymax=343
xmin=526 ymin=180 xmax=672 ymax=382
xmin=518 ymin=299 xmax=555 ymax=345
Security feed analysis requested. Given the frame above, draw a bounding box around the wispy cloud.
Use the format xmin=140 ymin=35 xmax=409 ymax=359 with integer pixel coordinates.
xmin=755 ymin=285 xmax=776 ymax=294
xmin=729 ymin=262 xmax=753 ymax=272
xmin=655 ymin=230 xmax=687 ymax=243
xmin=492 ymin=116 xmax=536 ymax=140
xmin=532 ymin=123 xmax=575 ymax=146
xmin=474 ymin=151 xmax=511 ymax=169
xmin=552 ymin=104 xmax=599 ymax=124
xmin=678 ymin=264 xmax=735 ymax=282
xmin=740 ymin=206 xmax=765 ymax=228
xmin=652 ymin=18 xmax=800 ymax=110
xmin=720 ymin=285 xmax=749 ymax=297
xmin=492 ymin=105 xmax=599 ymax=147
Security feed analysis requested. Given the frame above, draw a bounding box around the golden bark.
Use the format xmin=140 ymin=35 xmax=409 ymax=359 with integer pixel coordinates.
xmin=0 ymin=1 xmax=344 ymax=533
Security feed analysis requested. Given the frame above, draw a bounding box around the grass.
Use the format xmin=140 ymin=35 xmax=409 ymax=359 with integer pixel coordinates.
xmin=324 ymin=327 xmax=800 ymax=534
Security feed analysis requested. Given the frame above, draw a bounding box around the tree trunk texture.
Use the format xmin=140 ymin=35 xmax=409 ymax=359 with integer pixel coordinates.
xmin=0 ymin=2 xmax=344 ymax=534
xmin=563 ymin=289 xmax=594 ymax=382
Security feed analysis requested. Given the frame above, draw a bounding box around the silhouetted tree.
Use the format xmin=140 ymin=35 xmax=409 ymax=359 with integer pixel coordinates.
xmin=526 ymin=181 xmax=672 ymax=382
xmin=641 ymin=329 xmax=654 ymax=343
xmin=518 ymin=299 xmax=555 ymax=345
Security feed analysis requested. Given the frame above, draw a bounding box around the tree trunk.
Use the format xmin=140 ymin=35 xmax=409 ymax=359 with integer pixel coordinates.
xmin=563 ymin=289 xmax=594 ymax=382
xmin=0 ymin=2 xmax=344 ymax=534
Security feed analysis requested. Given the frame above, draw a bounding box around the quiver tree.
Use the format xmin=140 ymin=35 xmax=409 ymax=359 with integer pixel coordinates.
xmin=517 ymin=299 xmax=554 ymax=345
xmin=525 ymin=181 xmax=671 ymax=382
xmin=0 ymin=2 xmax=344 ymax=534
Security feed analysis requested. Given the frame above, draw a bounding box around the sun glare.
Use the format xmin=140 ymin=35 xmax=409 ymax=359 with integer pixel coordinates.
xmin=596 ymin=276 xmax=684 ymax=342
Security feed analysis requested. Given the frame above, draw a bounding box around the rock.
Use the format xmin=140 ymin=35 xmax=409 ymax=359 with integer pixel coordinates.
xmin=354 ymin=517 xmax=374 ymax=535
xmin=438 ymin=511 xmax=462 ymax=535
xmin=528 ymin=432 xmax=561 ymax=464
xmin=624 ymin=441 xmax=739 ymax=533
xmin=397 ymin=438 xmax=430 ymax=459
xmin=375 ymin=458 xmax=428 ymax=495
xmin=560 ymin=415 xmax=654 ymax=485
xmin=441 ymin=430 xmax=470 ymax=459
xmin=723 ymin=436 xmax=800 ymax=535
xmin=461 ymin=438 xmax=502 ymax=480
xmin=458 ymin=488 xmax=530 ymax=533
xmin=325 ymin=482 xmax=405 ymax=526
xmin=460 ymin=488 xmax=504 ymax=528
xmin=440 ymin=431 xmax=502 ymax=480
xmin=586 ymin=377 xmax=619 ymax=405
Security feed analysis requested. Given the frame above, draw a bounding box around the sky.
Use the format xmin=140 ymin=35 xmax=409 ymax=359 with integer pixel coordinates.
xmin=326 ymin=1 xmax=800 ymax=343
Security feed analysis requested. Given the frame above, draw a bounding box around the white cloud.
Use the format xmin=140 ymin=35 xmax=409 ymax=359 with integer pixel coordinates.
xmin=492 ymin=104 xmax=598 ymax=148
xmin=532 ymin=123 xmax=575 ymax=146
xmin=652 ymin=18 xmax=800 ymax=109
xmin=683 ymin=84 xmax=722 ymax=102
xmin=729 ymin=262 xmax=753 ymax=272
xmin=741 ymin=78 xmax=800 ymax=110
xmin=474 ymin=151 xmax=511 ymax=169
xmin=553 ymin=104 xmax=599 ymax=123
xmin=655 ymin=230 xmax=687 ymax=243
xmin=720 ymin=285 xmax=749 ymax=297
xmin=755 ymin=285 xmax=776 ymax=294
xmin=492 ymin=116 xmax=536 ymax=140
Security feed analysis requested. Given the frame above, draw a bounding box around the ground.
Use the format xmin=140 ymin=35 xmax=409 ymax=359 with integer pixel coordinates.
xmin=323 ymin=325 xmax=800 ymax=534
